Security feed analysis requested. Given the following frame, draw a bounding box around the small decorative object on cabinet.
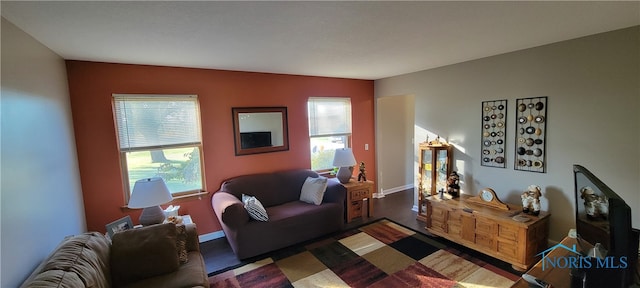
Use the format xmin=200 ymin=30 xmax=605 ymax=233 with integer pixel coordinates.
xmin=417 ymin=140 xmax=452 ymax=221
xmin=481 ymin=99 xmax=507 ymax=168
xmin=341 ymin=180 xmax=374 ymax=223
xmin=514 ymin=96 xmax=547 ymax=173
xmin=446 ymin=171 xmax=460 ymax=197
xmin=425 ymin=194 xmax=550 ymax=271
xmin=357 ymin=161 xmax=367 ymax=182
xmin=521 ymin=185 xmax=542 ymax=216
xmin=466 ymin=187 xmax=510 ymax=210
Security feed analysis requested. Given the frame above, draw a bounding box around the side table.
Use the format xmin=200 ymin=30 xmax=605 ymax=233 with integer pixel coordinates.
xmin=341 ymin=180 xmax=374 ymax=222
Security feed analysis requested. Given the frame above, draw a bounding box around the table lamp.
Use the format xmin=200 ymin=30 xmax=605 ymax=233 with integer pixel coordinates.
xmin=333 ymin=148 xmax=357 ymax=184
xmin=128 ymin=177 xmax=173 ymax=226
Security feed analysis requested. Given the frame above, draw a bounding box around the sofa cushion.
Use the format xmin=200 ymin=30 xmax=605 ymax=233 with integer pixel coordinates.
xmin=120 ymin=251 xmax=208 ymax=288
xmin=243 ymin=194 xmax=269 ymax=221
xmin=23 ymin=232 xmax=112 ymax=288
xmin=221 ymin=170 xmax=319 ymax=207
xmin=110 ymin=223 xmax=179 ymax=287
xmin=299 ymin=176 xmax=328 ymax=205
xmin=25 ymin=270 xmax=86 ymax=287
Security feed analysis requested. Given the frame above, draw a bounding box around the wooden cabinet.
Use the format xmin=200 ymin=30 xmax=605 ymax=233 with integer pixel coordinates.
xmin=425 ymin=194 xmax=549 ymax=271
xmin=342 ymin=180 xmax=374 ymax=223
xmin=417 ymin=142 xmax=452 ymax=221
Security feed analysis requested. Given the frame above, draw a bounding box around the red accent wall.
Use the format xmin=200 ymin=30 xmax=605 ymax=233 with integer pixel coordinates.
xmin=66 ymin=61 xmax=375 ymax=235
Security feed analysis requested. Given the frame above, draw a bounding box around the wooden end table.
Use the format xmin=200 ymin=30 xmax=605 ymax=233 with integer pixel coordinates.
xmin=341 ymin=179 xmax=374 ymax=222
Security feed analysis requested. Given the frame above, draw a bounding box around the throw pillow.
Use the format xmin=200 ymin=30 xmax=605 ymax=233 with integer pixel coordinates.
xmin=175 ymin=224 xmax=188 ymax=264
xmin=110 ymin=223 xmax=179 ymax=286
xmin=300 ymin=176 xmax=328 ymax=205
xmin=242 ymin=194 xmax=269 ymax=221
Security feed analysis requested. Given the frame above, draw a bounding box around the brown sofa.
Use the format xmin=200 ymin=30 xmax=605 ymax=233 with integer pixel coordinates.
xmin=20 ymin=223 xmax=208 ymax=288
xmin=211 ymin=169 xmax=346 ymax=259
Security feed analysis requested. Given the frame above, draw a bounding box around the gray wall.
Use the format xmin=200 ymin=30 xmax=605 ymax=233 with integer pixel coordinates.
xmin=375 ymin=26 xmax=639 ymax=242
xmin=1 ymin=17 xmax=86 ymax=287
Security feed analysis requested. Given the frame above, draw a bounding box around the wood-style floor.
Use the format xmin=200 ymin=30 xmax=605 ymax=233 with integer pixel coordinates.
xmin=200 ymin=188 xmax=521 ymax=275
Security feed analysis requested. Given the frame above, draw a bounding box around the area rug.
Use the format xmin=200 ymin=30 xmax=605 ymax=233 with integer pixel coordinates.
xmin=209 ymin=219 xmax=521 ymax=287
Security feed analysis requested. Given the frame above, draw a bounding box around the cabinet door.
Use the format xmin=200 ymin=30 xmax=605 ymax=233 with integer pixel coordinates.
xmin=461 ymin=214 xmax=475 ymax=242
xmin=475 ymin=216 xmax=496 ymax=250
xmin=420 ymin=148 xmax=434 ymax=195
xmin=435 ymin=149 xmax=450 ymax=194
xmin=447 ymin=209 xmax=463 ymax=239
xmin=495 ymin=223 xmax=519 ymax=260
xmin=427 ymin=203 xmax=447 ymax=233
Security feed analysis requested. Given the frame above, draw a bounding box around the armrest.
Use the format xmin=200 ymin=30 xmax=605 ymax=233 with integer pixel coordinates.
xmin=212 ymin=191 xmax=249 ymax=229
xmin=322 ymin=179 xmax=347 ymax=204
xmin=184 ymin=223 xmax=199 ymax=252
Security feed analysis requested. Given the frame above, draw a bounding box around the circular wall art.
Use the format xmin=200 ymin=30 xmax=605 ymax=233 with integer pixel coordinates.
xmin=514 ymin=96 xmax=547 ymax=173
xmin=481 ymin=99 xmax=507 ymax=168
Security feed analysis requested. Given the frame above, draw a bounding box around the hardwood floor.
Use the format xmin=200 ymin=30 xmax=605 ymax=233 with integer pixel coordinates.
xmin=200 ymin=188 xmax=521 ymax=275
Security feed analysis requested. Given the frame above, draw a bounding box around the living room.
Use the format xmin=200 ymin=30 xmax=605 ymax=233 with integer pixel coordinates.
xmin=2 ymin=2 xmax=639 ymax=287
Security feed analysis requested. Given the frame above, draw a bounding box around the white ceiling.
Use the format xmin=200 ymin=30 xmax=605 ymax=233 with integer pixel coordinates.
xmin=2 ymin=1 xmax=639 ymax=80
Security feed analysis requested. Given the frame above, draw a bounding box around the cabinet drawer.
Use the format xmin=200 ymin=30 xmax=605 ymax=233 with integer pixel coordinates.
xmin=430 ymin=207 xmax=446 ymax=221
xmin=430 ymin=218 xmax=446 ymax=233
xmin=350 ymin=189 xmax=368 ymax=200
xmin=497 ymin=240 xmax=517 ymax=259
xmin=498 ymin=224 xmax=518 ymax=241
xmin=448 ymin=210 xmax=463 ymax=222
xmin=475 ymin=233 xmax=494 ymax=249
xmin=476 ymin=218 xmax=494 ymax=235
xmin=448 ymin=223 xmax=461 ymax=237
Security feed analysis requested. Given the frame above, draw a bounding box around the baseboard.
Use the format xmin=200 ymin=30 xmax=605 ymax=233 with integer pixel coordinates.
xmin=412 ymin=205 xmax=418 ymax=212
xmin=199 ymin=230 xmax=225 ymax=243
xmin=376 ymin=184 xmax=414 ymax=198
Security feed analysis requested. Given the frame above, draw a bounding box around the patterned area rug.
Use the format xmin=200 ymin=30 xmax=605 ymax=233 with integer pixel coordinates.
xmin=209 ymin=219 xmax=520 ymax=287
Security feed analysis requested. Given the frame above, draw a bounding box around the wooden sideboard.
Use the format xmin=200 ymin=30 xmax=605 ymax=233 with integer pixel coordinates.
xmin=425 ymin=194 xmax=550 ymax=271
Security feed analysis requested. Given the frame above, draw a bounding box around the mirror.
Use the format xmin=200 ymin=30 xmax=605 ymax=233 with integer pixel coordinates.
xmin=232 ymin=107 xmax=289 ymax=156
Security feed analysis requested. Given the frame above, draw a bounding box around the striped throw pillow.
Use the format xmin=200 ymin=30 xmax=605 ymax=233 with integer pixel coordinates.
xmin=242 ymin=194 xmax=268 ymax=221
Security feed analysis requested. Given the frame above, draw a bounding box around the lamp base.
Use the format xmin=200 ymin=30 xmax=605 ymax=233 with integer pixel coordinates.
xmin=336 ymin=166 xmax=354 ymax=184
xmin=139 ymin=205 xmax=165 ymax=226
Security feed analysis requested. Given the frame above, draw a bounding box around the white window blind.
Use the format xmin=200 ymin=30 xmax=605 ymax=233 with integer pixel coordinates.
xmin=113 ymin=95 xmax=201 ymax=151
xmin=308 ymin=97 xmax=352 ymax=171
xmin=308 ymin=97 xmax=352 ymax=137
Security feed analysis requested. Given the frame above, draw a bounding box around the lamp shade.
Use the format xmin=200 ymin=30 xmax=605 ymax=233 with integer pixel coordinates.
xmin=128 ymin=177 xmax=173 ymax=208
xmin=333 ymin=148 xmax=357 ymax=167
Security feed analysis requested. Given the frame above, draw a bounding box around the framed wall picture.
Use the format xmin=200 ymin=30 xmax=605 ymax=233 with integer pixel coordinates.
xmin=514 ymin=96 xmax=547 ymax=173
xmin=481 ymin=99 xmax=507 ymax=168
xmin=105 ymin=215 xmax=133 ymax=238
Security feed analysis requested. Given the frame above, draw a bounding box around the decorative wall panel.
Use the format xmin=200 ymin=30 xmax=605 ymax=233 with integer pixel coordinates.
xmin=514 ymin=96 xmax=547 ymax=173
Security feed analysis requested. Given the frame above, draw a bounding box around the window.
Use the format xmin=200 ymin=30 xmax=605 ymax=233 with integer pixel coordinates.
xmin=308 ymin=97 xmax=352 ymax=171
xmin=113 ymin=94 xmax=204 ymax=202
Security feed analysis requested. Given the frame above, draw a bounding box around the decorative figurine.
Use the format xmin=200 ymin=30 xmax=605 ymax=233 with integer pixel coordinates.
xmin=521 ymin=185 xmax=541 ymax=216
xmin=580 ymin=186 xmax=608 ymax=220
xmin=439 ymin=188 xmax=445 ymax=200
xmin=428 ymin=135 xmax=442 ymax=146
xmin=357 ymin=162 xmax=367 ymax=182
xmin=446 ymin=171 xmax=460 ymax=197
